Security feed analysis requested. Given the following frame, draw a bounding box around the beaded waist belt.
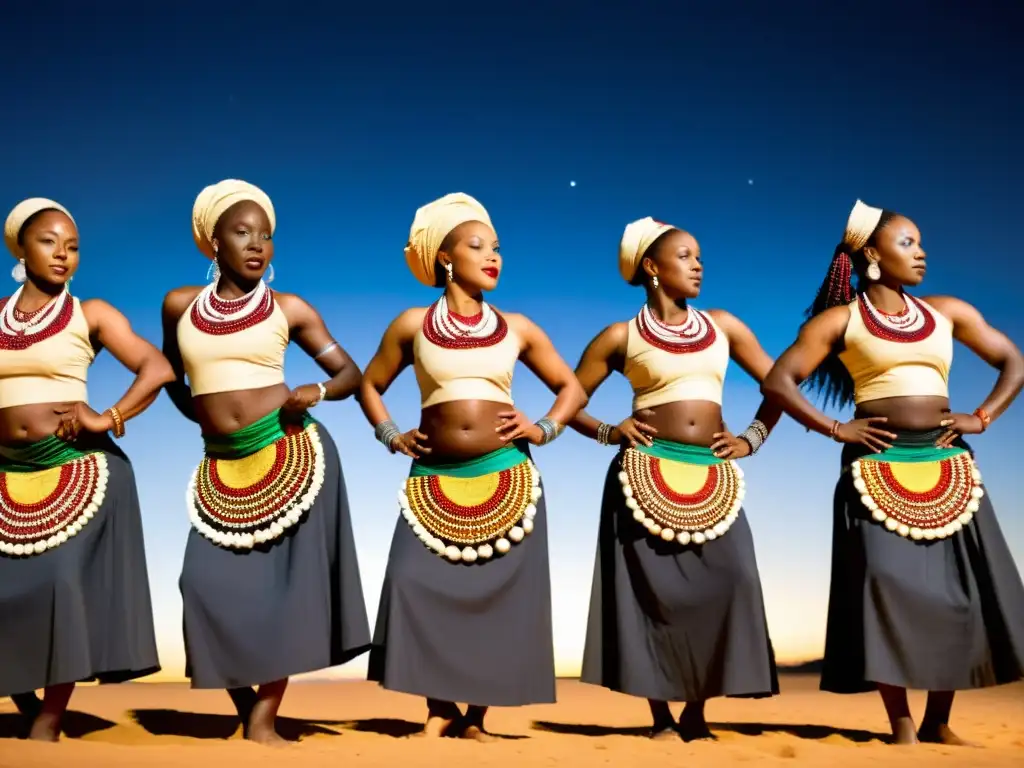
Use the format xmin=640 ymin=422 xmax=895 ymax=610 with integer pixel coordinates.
xmin=399 ymin=444 xmax=540 ymax=564
xmin=187 ymin=409 xmax=325 ymax=550
xmin=0 ymin=436 xmax=108 ymax=558
xmin=850 ymin=443 xmax=983 ymax=540
xmin=619 ymin=439 xmax=745 ymax=546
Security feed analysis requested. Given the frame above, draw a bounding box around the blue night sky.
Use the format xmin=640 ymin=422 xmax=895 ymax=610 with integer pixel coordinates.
xmin=2 ymin=1 xmax=1021 ymax=678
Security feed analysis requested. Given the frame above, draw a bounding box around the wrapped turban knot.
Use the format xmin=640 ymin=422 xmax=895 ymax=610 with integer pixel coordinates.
xmin=404 ymin=192 xmax=493 ymax=287
xmin=618 ymin=216 xmax=678 ymax=283
xmin=191 ymin=179 xmax=276 ymax=259
xmin=4 ymin=198 xmax=75 ymax=260
xmin=842 ymin=199 xmax=884 ymax=253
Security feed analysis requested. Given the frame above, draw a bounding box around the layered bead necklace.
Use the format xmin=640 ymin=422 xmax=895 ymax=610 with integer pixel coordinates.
xmin=0 ymin=286 xmax=73 ymax=351
xmin=422 ymin=294 xmax=508 ymax=349
xmin=858 ymin=291 xmax=935 ymax=343
xmin=190 ymin=279 xmax=275 ymax=336
xmin=635 ymin=302 xmax=717 ymax=354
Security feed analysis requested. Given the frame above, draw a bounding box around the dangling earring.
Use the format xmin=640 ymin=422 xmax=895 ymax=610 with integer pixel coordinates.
xmin=206 ymin=259 xmax=221 ymax=283
xmin=265 ymin=264 xmax=275 ymax=284
xmin=866 ymin=262 xmax=881 ymax=281
xmin=651 ymin=275 xmax=659 ymax=289
xmin=11 ymin=259 xmax=26 ymax=284
xmin=445 ymin=262 xmax=454 ymax=282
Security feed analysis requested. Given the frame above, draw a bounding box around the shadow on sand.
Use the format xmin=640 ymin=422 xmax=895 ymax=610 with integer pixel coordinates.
xmin=0 ymin=710 xmax=118 ymax=740
xmin=131 ymin=708 xmax=344 ymax=741
xmin=349 ymin=717 xmax=526 ymax=740
xmin=532 ymin=719 xmax=889 ymax=744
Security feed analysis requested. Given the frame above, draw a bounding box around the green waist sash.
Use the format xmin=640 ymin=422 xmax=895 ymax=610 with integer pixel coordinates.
xmin=857 ymin=443 xmax=965 ymax=465
xmin=202 ymin=408 xmax=315 ymax=459
xmin=633 ymin=438 xmax=722 ymax=466
xmin=0 ymin=436 xmax=89 ymax=474
xmin=410 ymin=443 xmax=527 ymax=478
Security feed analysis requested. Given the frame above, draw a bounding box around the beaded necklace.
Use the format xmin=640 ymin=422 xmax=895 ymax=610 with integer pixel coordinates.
xmin=190 ymin=279 xmax=275 ymax=336
xmin=857 ymin=291 xmax=935 ymax=343
xmin=635 ymin=303 xmax=716 ymax=354
xmin=421 ymin=294 xmax=508 ymax=350
xmin=0 ymin=286 xmax=73 ymax=351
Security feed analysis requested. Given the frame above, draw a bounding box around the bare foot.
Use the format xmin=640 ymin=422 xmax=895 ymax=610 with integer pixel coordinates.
xmin=890 ymin=716 xmax=919 ymax=745
xmin=650 ymin=726 xmax=680 ymax=741
xmin=460 ymin=724 xmax=497 ymax=743
xmin=918 ymin=723 xmax=974 ymax=746
xmin=27 ymin=713 xmax=62 ymax=742
xmin=412 ymin=715 xmax=456 ymax=739
xmin=245 ymin=702 xmax=286 ymax=746
xmin=678 ymin=712 xmax=714 ymax=742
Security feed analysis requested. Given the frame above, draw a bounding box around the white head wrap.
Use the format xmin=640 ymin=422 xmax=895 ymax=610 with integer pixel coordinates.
xmin=618 ymin=216 xmax=679 ymax=283
xmin=4 ymin=198 xmax=75 ymax=260
xmin=404 ymin=193 xmax=493 ymax=286
xmin=192 ymin=179 xmax=276 ymax=259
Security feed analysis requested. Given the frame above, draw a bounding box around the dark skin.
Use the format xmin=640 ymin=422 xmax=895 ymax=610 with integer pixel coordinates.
xmin=761 ymin=215 xmax=1024 ymax=746
xmin=568 ymin=228 xmax=783 ymax=742
xmin=160 ymin=200 xmax=362 ymax=746
xmin=1 ymin=210 xmax=175 ymax=741
xmin=358 ymin=219 xmax=587 ymax=741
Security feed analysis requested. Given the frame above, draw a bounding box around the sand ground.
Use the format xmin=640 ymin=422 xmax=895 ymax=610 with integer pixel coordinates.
xmin=1 ymin=676 xmax=1021 ymax=767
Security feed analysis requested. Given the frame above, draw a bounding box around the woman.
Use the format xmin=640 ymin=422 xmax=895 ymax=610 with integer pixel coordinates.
xmin=762 ymin=199 xmax=1024 ymax=745
xmin=161 ymin=179 xmax=371 ymax=744
xmin=0 ymin=198 xmax=170 ymax=741
xmin=361 ymin=192 xmax=586 ymax=741
xmin=573 ymin=217 xmax=780 ymax=741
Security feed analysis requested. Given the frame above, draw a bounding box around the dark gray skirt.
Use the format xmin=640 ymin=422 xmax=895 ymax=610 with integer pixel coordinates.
xmin=580 ymin=451 xmax=779 ymax=703
xmin=0 ymin=439 xmax=160 ymax=697
xmin=822 ymin=429 xmax=1024 ymax=693
xmin=179 ymin=424 xmax=371 ymax=689
xmin=367 ymin=445 xmax=556 ymax=707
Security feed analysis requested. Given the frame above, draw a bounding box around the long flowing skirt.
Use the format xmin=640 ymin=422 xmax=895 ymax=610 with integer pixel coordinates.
xmin=0 ymin=435 xmax=160 ymax=696
xmin=179 ymin=414 xmax=371 ymax=688
xmin=580 ymin=442 xmax=778 ymax=702
xmin=822 ymin=429 xmax=1024 ymax=693
xmin=368 ymin=442 xmax=556 ymax=706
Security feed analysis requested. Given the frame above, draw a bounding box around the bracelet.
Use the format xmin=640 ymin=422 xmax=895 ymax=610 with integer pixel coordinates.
xmin=311 ymin=382 xmax=327 ymax=406
xmin=107 ymin=406 xmax=125 ymax=438
xmin=828 ymin=419 xmax=841 ymax=441
xmin=535 ymin=417 xmax=565 ymax=445
xmin=314 ymin=341 xmax=338 ymax=360
xmin=973 ymin=407 xmax=991 ymax=431
xmin=596 ymin=422 xmax=614 ymax=445
xmin=374 ymin=420 xmax=401 ymax=453
xmin=738 ymin=419 xmax=769 ymax=454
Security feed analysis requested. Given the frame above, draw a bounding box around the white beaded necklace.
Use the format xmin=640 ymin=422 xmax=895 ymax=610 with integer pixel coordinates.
xmin=860 ymin=292 xmax=928 ymax=334
xmin=431 ymin=294 xmax=499 ymax=341
xmin=637 ymin=303 xmax=713 ymax=348
xmin=194 ymin=279 xmax=268 ymax=325
xmin=0 ymin=285 xmax=70 ymax=338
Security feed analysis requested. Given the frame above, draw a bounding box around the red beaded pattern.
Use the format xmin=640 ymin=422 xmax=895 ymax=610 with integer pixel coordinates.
xmin=857 ymin=292 xmax=936 ymax=343
xmin=635 ymin=305 xmax=717 ymax=354
xmin=855 ymin=453 xmax=978 ymax=531
xmin=0 ymin=453 xmax=107 ymax=556
xmin=621 ymin=448 xmax=742 ymax=533
xmin=421 ymin=300 xmax=508 ymax=350
xmin=189 ymin=287 xmax=275 ymax=336
xmin=192 ymin=424 xmax=319 ymax=534
xmin=404 ymin=461 xmax=534 ymax=545
xmin=825 ymin=251 xmax=855 ymax=307
xmin=0 ymin=294 xmax=73 ymax=351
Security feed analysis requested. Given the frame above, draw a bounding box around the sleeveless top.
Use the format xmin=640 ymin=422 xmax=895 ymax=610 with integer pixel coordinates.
xmin=839 ymin=294 xmax=952 ymax=404
xmin=0 ymin=294 xmax=93 ymax=408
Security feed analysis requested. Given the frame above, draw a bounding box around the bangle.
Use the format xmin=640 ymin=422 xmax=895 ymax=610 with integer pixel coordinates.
xmin=107 ymin=406 xmax=125 ymax=438
xmin=596 ymin=422 xmax=614 ymax=445
xmin=973 ymin=407 xmax=991 ymax=431
xmin=374 ymin=420 xmax=401 ymax=453
xmin=738 ymin=419 xmax=769 ymax=454
xmin=314 ymin=341 xmax=338 ymax=359
xmin=311 ymin=382 xmax=327 ymax=406
xmin=828 ymin=419 xmax=841 ymax=441
xmin=535 ymin=417 xmax=564 ymax=445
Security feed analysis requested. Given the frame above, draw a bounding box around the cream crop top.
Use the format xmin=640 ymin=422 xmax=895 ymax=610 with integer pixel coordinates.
xmin=623 ymin=309 xmax=730 ymax=410
xmin=177 ymin=292 xmax=289 ymax=396
xmin=0 ymin=296 xmax=94 ymax=408
xmin=412 ymin=318 xmax=520 ymax=409
xmin=839 ymin=295 xmax=952 ymax=404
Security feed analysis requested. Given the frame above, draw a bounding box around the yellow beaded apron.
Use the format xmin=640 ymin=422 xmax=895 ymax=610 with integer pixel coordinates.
xmin=0 ymin=436 xmax=109 ymax=557
xmin=850 ymin=441 xmax=984 ymax=540
xmin=399 ymin=444 xmax=541 ymax=563
xmin=187 ymin=409 xmax=325 ymax=550
xmin=619 ymin=439 xmax=745 ymax=546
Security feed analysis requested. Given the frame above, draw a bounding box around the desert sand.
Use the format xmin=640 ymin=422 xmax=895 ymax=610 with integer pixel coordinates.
xmin=1 ymin=675 xmax=1021 ymax=767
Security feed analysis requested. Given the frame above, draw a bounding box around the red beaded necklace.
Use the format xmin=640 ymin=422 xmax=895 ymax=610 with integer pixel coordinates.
xmin=858 ymin=291 xmax=935 ymax=343
xmin=190 ymin=280 xmax=275 ymax=336
xmin=635 ymin=303 xmax=717 ymax=354
xmin=421 ymin=295 xmax=508 ymax=350
xmin=0 ymin=287 xmax=74 ymax=351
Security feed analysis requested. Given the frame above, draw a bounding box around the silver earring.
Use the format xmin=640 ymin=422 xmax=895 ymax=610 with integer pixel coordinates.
xmin=11 ymin=259 xmax=26 ymax=283
xmin=265 ymin=264 xmax=275 ymax=284
xmin=652 ymin=275 xmax=659 ymax=288
xmin=445 ymin=262 xmax=454 ymax=282
xmin=866 ymin=262 xmax=881 ymax=281
xmin=206 ymin=259 xmax=221 ymax=283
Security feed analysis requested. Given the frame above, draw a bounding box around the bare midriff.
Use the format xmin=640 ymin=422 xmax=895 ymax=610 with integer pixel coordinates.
xmin=853 ymin=395 xmax=951 ymax=432
xmin=192 ymin=383 xmax=294 ymax=436
xmin=417 ymin=400 xmax=515 ymax=461
xmin=0 ymin=403 xmax=81 ymax=445
xmin=635 ymin=399 xmax=725 ymax=448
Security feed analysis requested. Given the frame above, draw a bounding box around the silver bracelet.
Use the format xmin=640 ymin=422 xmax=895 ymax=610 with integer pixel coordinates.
xmin=535 ymin=417 xmax=564 ymax=446
xmin=311 ymin=382 xmax=327 ymax=406
xmin=596 ymin=422 xmax=614 ymax=445
xmin=738 ymin=419 xmax=769 ymax=454
xmin=314 ymin=341 xmax=339 ymax=359
xmin=374 ymin=420 xmax=401 ymax=453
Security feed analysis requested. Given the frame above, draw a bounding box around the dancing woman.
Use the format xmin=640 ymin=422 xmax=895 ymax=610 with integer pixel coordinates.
xmin=361 ymin=193 xmax=586 ymax=740
xmin=574 ymin=217 xmax=780 ymax=741
xmin=0 ymin=198 xmax=170 ymax=740
xmin=761 ymin=200 xmax=1024 ymax=745
xmin=161 ymin=180 xmax=371 ymax=744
